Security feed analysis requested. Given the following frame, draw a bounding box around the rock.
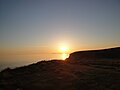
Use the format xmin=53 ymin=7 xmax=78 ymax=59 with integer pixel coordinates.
xmin=67 ymin=47 xmax=120 ymax=61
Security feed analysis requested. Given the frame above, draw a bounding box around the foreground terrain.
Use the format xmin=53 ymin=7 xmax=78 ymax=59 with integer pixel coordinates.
xmin=0 ymin=47 xmax=120 ymax=90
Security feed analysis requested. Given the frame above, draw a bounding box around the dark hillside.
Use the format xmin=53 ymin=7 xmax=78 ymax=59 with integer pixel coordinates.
xmin=67 ymin=47 xmax=120 ymax=60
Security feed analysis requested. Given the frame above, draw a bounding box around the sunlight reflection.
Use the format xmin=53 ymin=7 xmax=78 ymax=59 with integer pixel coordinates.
xmin=62 ymin=53 xmax=69 ymax=60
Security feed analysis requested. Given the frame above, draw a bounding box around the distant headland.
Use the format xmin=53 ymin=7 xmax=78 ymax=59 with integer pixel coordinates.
xmin=66 ymin=47 xmax=120 ymax=61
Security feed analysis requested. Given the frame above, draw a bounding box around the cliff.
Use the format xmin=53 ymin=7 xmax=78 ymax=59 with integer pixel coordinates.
xmin=67 ymin=47 xmax=120 ymax=61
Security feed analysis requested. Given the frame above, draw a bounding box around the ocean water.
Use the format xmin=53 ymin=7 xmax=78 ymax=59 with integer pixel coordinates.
xmin=0 ymin=53 xmax=69 ymax=71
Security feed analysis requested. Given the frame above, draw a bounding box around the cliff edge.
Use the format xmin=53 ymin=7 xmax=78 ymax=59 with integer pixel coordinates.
xmin=67 ymin=47 xmax=120 ymax=61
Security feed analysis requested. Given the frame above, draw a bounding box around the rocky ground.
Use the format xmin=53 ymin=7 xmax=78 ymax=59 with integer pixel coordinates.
xmin=0 ymin=59 xmax=120 ymax=90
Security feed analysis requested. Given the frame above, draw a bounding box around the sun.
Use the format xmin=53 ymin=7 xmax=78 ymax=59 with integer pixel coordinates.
xmin=60 ymin=46 xmax=68 ymax=53
xmin=58 ymin=43 xmax=70 ymax=60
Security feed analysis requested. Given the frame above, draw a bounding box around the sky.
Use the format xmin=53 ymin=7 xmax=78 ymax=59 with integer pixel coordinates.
xmin=0 ymin=0 xmax=120 ymax=56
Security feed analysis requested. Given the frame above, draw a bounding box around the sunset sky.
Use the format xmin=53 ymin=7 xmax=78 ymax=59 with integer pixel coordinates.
xmin=0 ymin=0 xmax=120 ymax=58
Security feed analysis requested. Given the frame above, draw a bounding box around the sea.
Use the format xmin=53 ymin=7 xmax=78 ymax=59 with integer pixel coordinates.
xmin=0 ymin=53 xmax=69 ymax=71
